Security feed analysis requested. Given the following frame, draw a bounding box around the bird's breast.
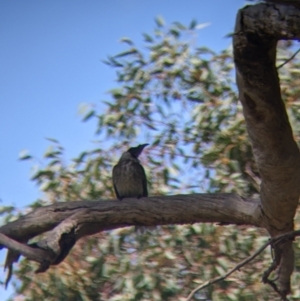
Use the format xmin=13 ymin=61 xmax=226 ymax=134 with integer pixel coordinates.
xmin=114 ymin=161 xmax=145 ymax=198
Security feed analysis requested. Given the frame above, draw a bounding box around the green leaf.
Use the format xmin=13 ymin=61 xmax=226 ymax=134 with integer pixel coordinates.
xmin=155 ymin=15 xmax=165 ymax=27
xmin=75 ymin=151 xmax=88 ymax=163
xmin=172 ymin=21 xmax=186 ymax=30
xmin=31 ymin=170 xmax=54 ymax=181
xmin=169 ymin=28 xmax=180 ymax=38
xmin=18 ymin=149 xmax=32 ymax=161
xmin=142 ymin=33 xmax=153 ymax=42
xmin=0 ymin=206 xmax=15 ymax=215
xmin=103 ymin=56 xmax=123 ymax=67
xmin=45 ymin=137 xmax=59 ymax=143
xmin=82 ymin=110 xmax=95 ymax=122
xmin=189 ymin=19 xmax=197 ymax=30
xmin=120 ymin=37 xmax=134 ymax=45
xmin=44 ymin=146 xmax=61 ymax=158
xmin=113 ymin=48 xmax=138 ymax=59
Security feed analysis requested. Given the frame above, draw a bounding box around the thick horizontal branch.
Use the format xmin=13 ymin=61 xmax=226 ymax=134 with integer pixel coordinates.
xmin=0 ymin=194 xmax=262 ymax=285
xmin=0 ymin=194 xmax=262 ymax=242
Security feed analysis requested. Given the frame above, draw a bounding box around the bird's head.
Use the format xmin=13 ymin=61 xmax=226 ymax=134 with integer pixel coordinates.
xmin=127 ymin=144 xmax=149 ymax=158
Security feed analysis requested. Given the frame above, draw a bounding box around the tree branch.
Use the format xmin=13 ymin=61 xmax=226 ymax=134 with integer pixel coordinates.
xmin=0 ymin=233 xmax=54 ymax=263
xmin=233 ymin=2 xmax=300 ymax=295
xmin=0 ymin=194 xmax=262 ymax=285
xmin=0 ymin=194 xmax=262 ymax=241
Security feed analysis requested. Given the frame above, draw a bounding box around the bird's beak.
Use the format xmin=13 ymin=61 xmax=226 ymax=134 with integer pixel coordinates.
xmin=140 ymin=143 xmax=149 ymax=149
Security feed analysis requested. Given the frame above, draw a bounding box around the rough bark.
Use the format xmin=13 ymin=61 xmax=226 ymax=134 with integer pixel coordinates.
xmin=0 ymin=194 xmax=261 ymax=284
xmin=234 ymin=2 xmax=300 ymax=296
xmin=265 ymin=0 xmax=300 ymax=7
xmin=0 ymin=193 xmax=262 ymax=245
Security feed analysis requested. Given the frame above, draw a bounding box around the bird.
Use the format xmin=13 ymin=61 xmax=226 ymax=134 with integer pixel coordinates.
xmin=112 ymin=144 xmax=149 ymax=233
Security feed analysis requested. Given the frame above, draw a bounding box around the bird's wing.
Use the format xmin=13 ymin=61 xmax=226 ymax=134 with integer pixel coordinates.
xmin=133 ymin=162 xmax=148 ymax=197
xmin=112 ymin=164 xmax=121 ymax=199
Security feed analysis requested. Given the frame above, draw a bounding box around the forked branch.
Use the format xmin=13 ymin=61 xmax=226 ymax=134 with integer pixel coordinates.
xmin=0 ymin=194 xmax=262 ymax=286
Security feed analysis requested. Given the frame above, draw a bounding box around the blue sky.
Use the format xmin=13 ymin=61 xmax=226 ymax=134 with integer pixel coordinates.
xmin=0 ymin=0 xmax=246 ymax=299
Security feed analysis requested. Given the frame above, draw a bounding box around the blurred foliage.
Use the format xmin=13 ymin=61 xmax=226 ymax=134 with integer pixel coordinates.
xmin=3 ymin=17 xmax=300 ymax=301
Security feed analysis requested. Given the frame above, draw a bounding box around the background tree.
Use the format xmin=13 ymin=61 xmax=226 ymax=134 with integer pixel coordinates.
xmin=1 ymin=2 xmax=300 ymax=301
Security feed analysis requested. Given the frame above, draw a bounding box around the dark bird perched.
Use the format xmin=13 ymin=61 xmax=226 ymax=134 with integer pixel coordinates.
xmin=112 ymin=144 xmax=149 ymax=233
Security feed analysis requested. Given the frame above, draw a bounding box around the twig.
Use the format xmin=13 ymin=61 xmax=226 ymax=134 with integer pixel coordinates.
xmin=185 ymin=230 xmax=300 ymax=301
xmin=185 ymin=237 xmax=271 ymax=300
xmin=277 ymin=48 xmax=300 ymax=69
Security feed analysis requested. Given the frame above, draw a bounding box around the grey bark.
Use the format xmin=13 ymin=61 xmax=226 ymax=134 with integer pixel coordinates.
xmin=0 ymin=194 xmax=262 ymax=244
xmin=0 ymin=194 xmax=262 ymax=285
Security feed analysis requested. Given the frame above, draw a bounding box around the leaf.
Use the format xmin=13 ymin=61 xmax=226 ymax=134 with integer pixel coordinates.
xmin=31 ymin=170 xmax=54 ymax=181
xmin=113 ymin=48 xmax=138 ymax=59
xmin=48 ymin=159 xmax=60 ymax=167
xmin=195 ymin=22 xmax=211 ymax=30
xmin=109 ymin=88 xmax=124 ymax=98
xmin=103 ymin=56 xmax=123 ymax=67
xmin=18 ymin=149 xmax=32 ymax=161
xmin=189 ymin=19 xmax=197 ymax=30
xmin=224 ymin=31 xmax=234 ymax=38
xmin=120 ymin=37 xmax=134 ymax=45
xmin=78 ymin=102 xmax=93 ymax=116
xmin=82 ymin=110 xmax=95 ymax=122
xmin=172 ymin=22 xmax=186 ymax=30
xmin=44 ymin=146 xmax=61 ymax=158
xmin=142 ymin=33 xmax=153 ymax=42
xmin=169 ymin=28 xmax=180 ymax=38
xmin=45 ymin=137 xmax=59 ymax=143
xmin=39 ymin=181 xmax=55 ymax=191
xmin=155 ymin=15 xmax=165 ymax=27
xmin=0 ymin=206 xmax=15 ymax=215
xmin=75 ymin=151 xmax=88 ymax=163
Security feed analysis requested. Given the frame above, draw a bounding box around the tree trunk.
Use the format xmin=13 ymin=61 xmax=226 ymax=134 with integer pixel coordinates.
xmin=233 ymin=2 xmax=300 ymax=295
